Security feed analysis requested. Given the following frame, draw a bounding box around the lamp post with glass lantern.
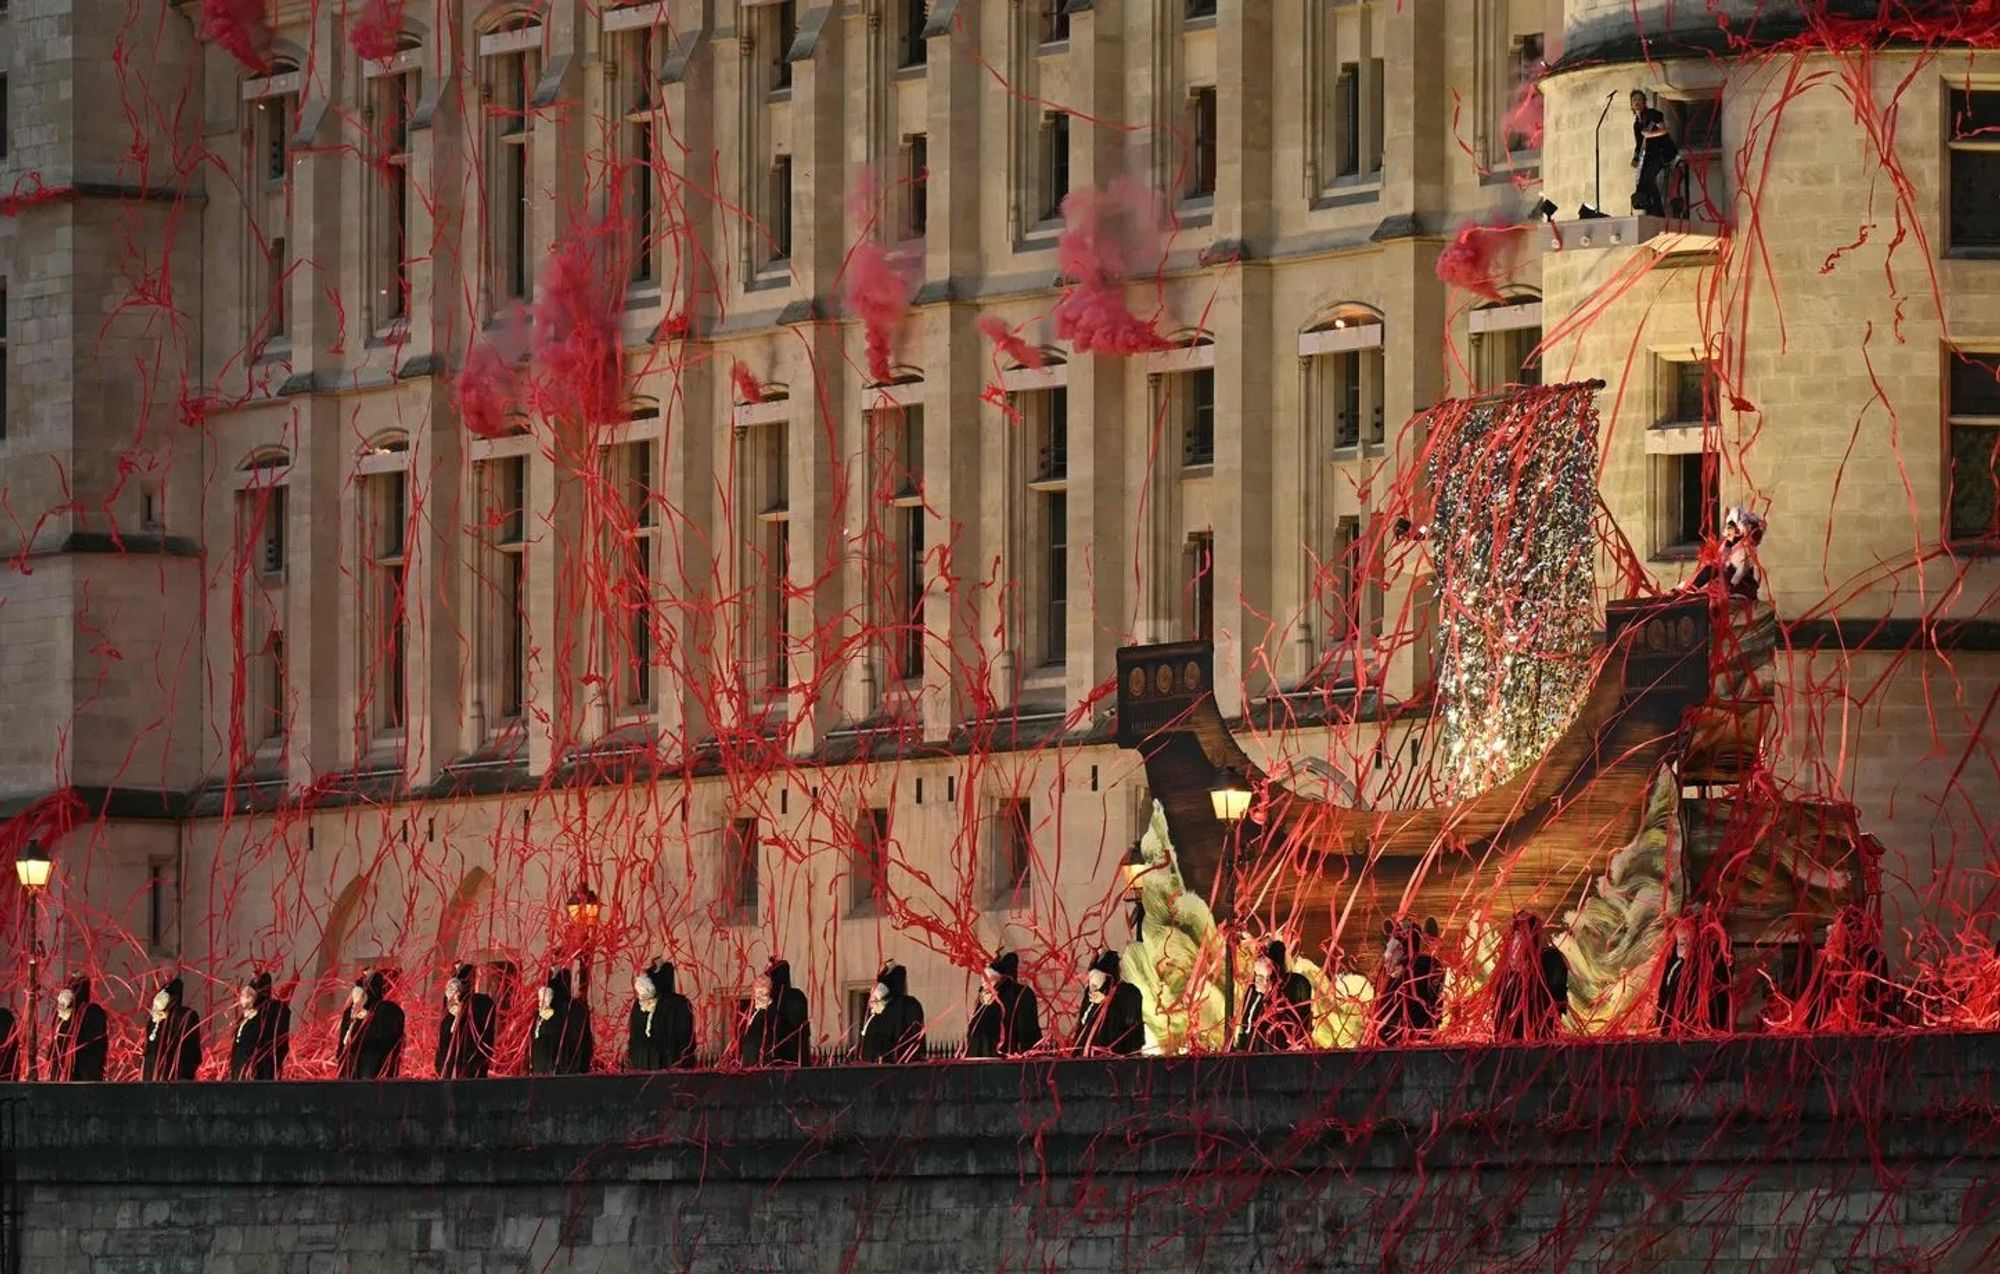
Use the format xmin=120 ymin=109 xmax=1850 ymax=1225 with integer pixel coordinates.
xmin=1208 ymin=768 xmax=1253 ymax=1046
xmin=16 ymin=841 xmax=53 ymax=1081
xmin=564 ymin=884 xmax=602 ymax=1002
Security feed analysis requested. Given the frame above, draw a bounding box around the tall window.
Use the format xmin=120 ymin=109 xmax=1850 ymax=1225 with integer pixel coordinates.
xmin=609 ymin=438 xmax=658 ymax=712
xmin=616 ymin=27 xmax=657 ymax=285
xmin=1039 ymin=0 xmax=1069 ymax=43
xmin=1326 ymin=515 xmax=1383 ymax=646
xmin=742 ymin=416 xmax=791 ymax=696
xmin=370 ymin=67 xmax=415 ymax=329
xmin=768 ymin=154 xmax=794 ymax=265
xmin=1949 ymin=88 xmax=2000 ymax=253
xmin=1947 ymin=350 xmax=2000 ymax=543
xmin=478 ymin=455 xmax=528 ymax=724
xmin=1473 ymin=299 xmax=1542 ymax=391
xmin=246 ymin=70 xmax=298 ymax=347
xmin=146 ymin=858 xmax=175 ymax=954
xmin=237 ymin=455 xmax=290 ymax=749
xmin=1659 ymin=359 xmax=1712 ymax=429
xmin=0 ymin=76 xmax=8 ymax=160
xmin=1024 ymin=387 xmax=1070 ymax=666
xmin=1655 ymin=452 xmax=1716 ymax=555
xmin=1303 ymin=320 xmax=1386 ymax=451
xmin=990 ymin=798 xmax=1032 ymax=909
xmin=484 ymin=27 xmax=540 ymax=307
xmin=264 ymin=629 xmax=288 ymax=746
xmin=1320 ymin=41 xmax=1388 ymax=188
xmin=1185 ymin=531 xmax=1215 ymax=641
xmin=1479 ymin=2 xmax=1544 ymax=166
xmin=1502 ymin=34 xmax=1545 ymax=152
xmin=362 ymin=447 xmax=411 ymax=737
xmin=1188 ymin=87 xmax=1218 ymax=199
xmin=900 ymin=0 xmax=928 ymax=68
xmin=724 ymin=818 xmax=760 ymax=925
xmin=850 ymin=807 xmax=889 ymax=914
xmin=768 ymin=2 xmax=798 ymax=92
xmin=1180 ymin=368 xmax=1216 ymax=467
xmin=1040 ymin=112 xmax=1071 ymax=223
xmin=874 ymin=407 xmax=926 ymax=682
xmin=902 ymin=133 xmax=929 ymax=241
xmin=1186 ymin=0 xmax=1217 ymax=18
xmin=2 ymin=281 xmax=10 ymax=440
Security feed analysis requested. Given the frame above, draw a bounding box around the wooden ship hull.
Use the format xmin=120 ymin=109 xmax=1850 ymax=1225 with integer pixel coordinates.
xmin=1115 ymin=596 xmax=1871 ymax=971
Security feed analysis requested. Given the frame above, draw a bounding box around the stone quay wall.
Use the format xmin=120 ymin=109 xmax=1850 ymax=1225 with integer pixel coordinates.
xmin=7 ymin=1032 xmax=2000 ymax=1273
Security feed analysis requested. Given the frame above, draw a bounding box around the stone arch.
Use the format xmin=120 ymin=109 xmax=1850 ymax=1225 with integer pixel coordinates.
xmin=1303 ymin=301 xmax=1384 ymax=334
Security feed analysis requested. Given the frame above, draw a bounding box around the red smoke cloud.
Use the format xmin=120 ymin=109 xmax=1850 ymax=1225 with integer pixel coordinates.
xmin=530 ymin=218 xmax=624 ymax=426
xmin=1436 ymin=217 xmax=1530 ymax=303
xmin=1051 ymin=179 xmax=1172 ymax=356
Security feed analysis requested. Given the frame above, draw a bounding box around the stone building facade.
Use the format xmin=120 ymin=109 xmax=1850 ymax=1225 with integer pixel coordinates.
xmin=0 ymin=0 xmax=1993 ymax=1047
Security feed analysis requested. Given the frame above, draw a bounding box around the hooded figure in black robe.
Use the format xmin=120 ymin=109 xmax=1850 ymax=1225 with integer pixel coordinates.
xmin=141 ymin=976 xmax=203 ymax=1082
xmin=1657 ymin=908 xmax=1733 ymax=1035
xmin=1803 ymin=905 xmax=1898 ymax=1031
xmin=1074 ymin=949 xmax=1144 ymax=1056
xmin=1234 ymin=940 xmax=1314 ymax=1052
xmin=435 ymin=964 xmax=498 ymax=1078
xmin=1373 ymin=919 xmax=1445 ymax=1046
xmin=0 ymin=1004 xmax=20 ymax=1080
xmin=336 ymin=970 xmax=406 ymax=1079
xmin=627 ymin=961 xmax=696 ymax=1070
xmin=858 ymin=962 xmax=926 ymax=1063
xmin=740 ymin=958 xmax=811 ymax=1067
xmin=50 ymin=976 xmax=110 ymax=1082
xmin=228 ymin=971 xmax=290 ymax=1080
xmin=527 ymin=967 xmax=593 ymax=1075
xmin=1491 ymin=912 xmax=1570 ymax=1042
xmin=966 ymin=950 xmax=1043 ymax=1059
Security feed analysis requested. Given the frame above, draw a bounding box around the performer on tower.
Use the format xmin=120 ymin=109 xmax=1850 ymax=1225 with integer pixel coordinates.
xmin=435 ymin=964 xmax=498 ymax=1078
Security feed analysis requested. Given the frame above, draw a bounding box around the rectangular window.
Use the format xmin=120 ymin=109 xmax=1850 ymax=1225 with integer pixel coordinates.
xmin=611 ymin=440 xmax=657 ymax=711
xmin=1653 ymin=451 xmax=1717 ymax=555
xmin=479 ymin=455 xmax=529 ymax=723
xmin=770 ymin=2 xmax=798 ymax=92
xmin=618 ymin=29 xmax=656 ymax=285
xmin=146 ymin=857 xmax=173 ymax=951
xmin=1044 ymin=491 xmax=1068 ymax=665
xmin=901 ymin=0 xmax=928 ymax=68
xmin=3 ymin=282 xmax=11 ymax=440
xmin=1949 ymin=88 xmax=2000 ymax=252
xmin=1181 ymin=368 xmax=1216 ymax=467
xmin=725 ymin=818 xmax=760 ymax=923
xmin=486 ymin=44 xmax=538 ymax=305
xmin=903 ymin=133 xmax=929 ymax=240
xmin=1503 ymin=33 xmax=1545 ymax=152
xmin=1186 ymin=0 xmax=1217 ymax=18
xmin=264 ymin=94 xmax=292 ymax=183
xmin=1476 ymin=319 xmax=1543 ymax=391
xmin=371 ymin=72 xmax=414 ymax=328
xmin=991 ymin=798 xmax=1032 ymax=908
xmin=1040 ymin=112 xmax=1072 ymax=223
xmin=264 ymin=629 xmax=287 ymax=744
xmin=851 ymin=807 xmax=889 ymax=913
xmin=267 ymin=236 xmax=288 ymax=344
xmin=770 ymin=155 xmax=794 ymax=264
xmin=1036 ymin=386 xmax=1069 ymax=481
xmin=1185 ymin=531 xmax=1215 ymax=641
xmin=1040 ymin=0 xmax=1069 ymax=43
xmin=846 ymin=987 xmax=872 ymax=1049
xmin=1660 ymin=359 xmax=1712 ymax=428
xmin=1947 ymin=350 xmax=2000 ymax=543
xmin=0 ymin=76 xmax=8 ymax=160
xmin=258 ymin=485 xmax=287 ymax=578
xmin=367 ymin=465 xmax=410 ymax=734
xmin=1336 ymin=64 xmax=1361 ymax=177
xmin=744 ymin=418 xmax=791 ymax=696
xmin=140 ymin=479 xmax=164 ymax=533
xmin=1189 ymin=87 xmax=1218 ymax=199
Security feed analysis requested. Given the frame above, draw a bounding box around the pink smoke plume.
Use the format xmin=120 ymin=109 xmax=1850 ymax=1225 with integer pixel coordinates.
xmin=349 ymin=0 xmax=406 ymax=63
xmin=202 ymin=0 xmax=273 ymax=73
xmin=1051 ymin=180 xmax=1172 ymax=356
xmin=731 ymin=363 xmax=767 ymax=405
xmin=1435 ymin=217 xmax=1530 ymax=303
xmin=977 ymin=315 xmax=1044 ymax=370
xmin=843 ymin=240 xmax=916 ymax=385
xmin=457 ymin=305 xmax=529 ymax=440
xmin=530 ymin=219 xmax=624 ymax=426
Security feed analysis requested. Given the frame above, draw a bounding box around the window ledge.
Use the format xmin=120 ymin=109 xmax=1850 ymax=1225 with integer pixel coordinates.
xmin=1650 ymin=545 xmax=1702 ymax=563
xmin=746 ymin=268 xmax=791 ymax=293
xmin=1182 ymin=14 xmax=1218 ymax=31
xmin=364 ymin=320 xmax=410 ymax=350
xmin=1181 ymin=461 xmax=1216 ymax=477
xmin=767 ymin=87 xmax=794 ymax=104
xmin=895 ymin=63 xmax=929 ymax=81
xmin=1945 ymin=247 xmax=2000 ymax=262
xmin=1945 ymin=539 xmax=2000 ymax=557
xmin=1036 ymin=40 xmax=1070 ymax=56
xmin=1329 ymin=442 xmax=1386 ymax=462
xmin=1176 ymin=196 xmax=1215 ymax=227
xmin=624 ymin=285 xmax=664 ymax=312
xmin=1015 ymin=227 xmax=1063 ymax=254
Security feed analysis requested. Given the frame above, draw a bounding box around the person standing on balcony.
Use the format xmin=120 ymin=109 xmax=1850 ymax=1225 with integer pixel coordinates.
xmin=50 ymin=977 xmax=110 ymax=1082
xmin=1074 ymin=950 xmax=1144 ymax=1056
xmin=1373 ymin=920 xmax=1445 ymax=1046
xmin=1234 ymin=940 xmax=1313 ymax=1052
xmin=967 ymin=950 xmax=1043 ymax=1058
xmin=740 ymin=958 xmax=811 ymax=1066
xmin=140 ymin=976 xmax=203 ymax=1082
xmin=1630 ymin=90 xmax=1679 ymax=217
xmin=435 ymin=964 xmax=498 ymax=1079
xmin=1492 ymin=911 xmax=1570 ymax=1042
xmin=526 ymin=967 xmax=594 ymax=1075
xmin=336 ymin=969 xmax=406 ymax=1079
xmin=859 ymin=962 xmax=926 ymax=1063
xmin=627 ymin=960 xmax=696 ymax=1070
xmin=228 ymin=971 xmax=289 ymax=1080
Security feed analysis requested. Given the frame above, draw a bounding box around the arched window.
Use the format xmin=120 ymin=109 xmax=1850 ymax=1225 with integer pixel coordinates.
xmin=479 ymin=13 xmax=545 ymax=310
xmin=364 ymin=33 xmax=426 ymax=333
xmin=243 ymin=57 xmax=303 ymax=349
xmin=233 ymin=448 xmax=294 ymax=750
xmin=1301 ymin=304 xmax=1384 ymax=450
xmin=356 ymin=432 xmax=412 ymax=739
xmin=1471 ymin=290 xmax=1542 ymax=391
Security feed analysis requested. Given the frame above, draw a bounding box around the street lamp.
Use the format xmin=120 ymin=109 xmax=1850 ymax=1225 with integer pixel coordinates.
xmin=564 ymin=884 xmax=601 ymax=1000
xmin=1207 ymin=769 xmax=1254 ymax=1047
xmin=16 ymin=840 xmax=52 ymax=1081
